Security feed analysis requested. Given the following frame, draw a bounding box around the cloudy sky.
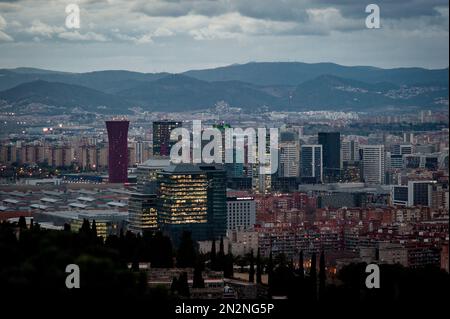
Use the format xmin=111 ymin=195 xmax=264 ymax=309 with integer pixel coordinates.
xmin=0 ymin=0 xmax=448 ymax=72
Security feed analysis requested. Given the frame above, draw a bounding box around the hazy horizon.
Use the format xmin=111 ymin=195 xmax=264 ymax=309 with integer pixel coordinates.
xmin=2 ymin=60 xmax=449 ymax=75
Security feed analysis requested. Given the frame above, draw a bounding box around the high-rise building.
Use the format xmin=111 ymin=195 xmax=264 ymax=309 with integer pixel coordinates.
xmin=404 ymin=155 xmax=421 ymax=169
xmin=0 ymin=144 xmax=17 ymax=164
xmin=391 ymin=181 xmax=437 ymax=207
xmin=226 ymin=195 xmax=256 ymax=231
xmin=46 ymin=145 xmax=73 ymax=167
xmin=157 ymin=164 xmax=226 ymax=241
xmin=392 ymin=144 xmax=413 ymax=156
xmin=409 ymin=181 xmax=435 ymax=207
xmin=360 ymin=145 xmax=385 ymax=184
xmin=318 ymin=132 xmax=341 ymax=181
xmin=136 ymin=158 xmax=171 ymax=193
xmin=152 ymin=121 xmax=182 ymax=156
xmin=342 ymin=139 xmax=359 ymax=162
xmin=278 ymin=142 xmax=300 ymax=178
xmin=391 ymin=185 xmax=409 ymax=206
xmin=251 ymin=132 xmax=273 ymax=194
xmin=128 ymin=193 xmax=158 ymax=234
xmin=106 ymin=120 xmax=129 ymax=183
xmin=300 ymin=145 xmax=322 ymax=183
xmin=134 ymin=140 xmax=151 ymax=164
xmin=80 ymin=145 xmax=98 ymax=170
xmin=403 ymin=132 xmax=414 ymax=144
xmin=390 ymin=154 xmax=404 ymax=169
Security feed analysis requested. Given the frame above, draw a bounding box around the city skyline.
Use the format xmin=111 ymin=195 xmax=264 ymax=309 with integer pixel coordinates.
xmin=0 ymin=0 xmax=448 ymax=308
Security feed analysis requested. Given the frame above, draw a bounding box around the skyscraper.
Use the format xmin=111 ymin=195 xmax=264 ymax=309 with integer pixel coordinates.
xmin=318 ymin=132 xmax=341 ymax=182
xmin=300 ymin=145 xmax=323 ymax=183
xmin=342 ymin=139 xmax=360 ymax=162
xmin=128 ymin=193 xmax=158 ymax=234
xmin=152 ymin=121 xmax=182 ymax=156
xmin=157 ymin=164 xmax=226 ymax=242
xmin=279 ymin=141 xmax=300 ymax=178
xmin=106 ymin=120 xmax=129 ymax=183
xmin=391 ymin=180 xmax=436 ymax=207
xmin=360 ymin=145 xmax=385 ymax=184
xmin=392 ymin=144 xmax=413 ymax=156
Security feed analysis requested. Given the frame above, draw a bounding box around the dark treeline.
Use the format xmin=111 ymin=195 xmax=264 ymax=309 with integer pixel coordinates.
xmin=0 ymin=218 xmax=449 ymax=305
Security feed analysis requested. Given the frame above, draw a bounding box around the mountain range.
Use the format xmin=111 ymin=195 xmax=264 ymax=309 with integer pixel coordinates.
xmin=0 ymin=62 xmax=448 ymax=115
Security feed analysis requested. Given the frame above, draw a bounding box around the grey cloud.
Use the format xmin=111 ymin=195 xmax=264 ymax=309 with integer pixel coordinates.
xmin=315 ymin=0 xmax=449 ymax=19
xmin=133 ymin=0 xmax=449 ymax=22
xmin=0 ymin=0 xmax=447 ymax=71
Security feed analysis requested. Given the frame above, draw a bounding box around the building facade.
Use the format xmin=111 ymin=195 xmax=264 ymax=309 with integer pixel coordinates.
xmin=106 ymin=120 xmax=129 ymax=183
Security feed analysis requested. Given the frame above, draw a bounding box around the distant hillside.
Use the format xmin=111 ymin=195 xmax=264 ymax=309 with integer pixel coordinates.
xmin=0 ymin=80 xmax=130 ymax=114
xmin=290 ymin=75 xmax=448 ymax=111
xmin=0 ymin=62 xmax=448 ymax=114
xmin=184 ymin=62 xmax=449 ymax=86
xmin=117 ymin=74 xmax=281 ymax=111
xmin=0 ymin=68 xmax=169 ymax=93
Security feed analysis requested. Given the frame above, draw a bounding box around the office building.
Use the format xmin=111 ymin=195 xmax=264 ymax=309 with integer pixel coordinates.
xmin=128 ymin=193 xmax=158 ymax=234
xmin=226 ymin=196 xmax=256 ymax=231
xmin=136 ymin=158 xmax=171 ymax=193
xmin=342 ymin=139 xmax=359 ymax=162
xmin=390 ymin=154 xmax=404 ymax=169
xmin=278 ymin=142 xmax=300 ymax=178
xmin=393 ymin=144 xmax=413 ymax=156
xmin=153 ymin=121 xmax=182 ymax=156
xmin=157 ymin=164 xmax=226 ymax=242
xmin=300 ymin=145 xmax=323 ymax=183
xmin=360 ymin=145 xmax=385 ymax=184
xmin=391 ymin=185 xmax=409 ymax=206
xmin=106 ymin=120 xmax=129 ymax=183
xmin=318 ymin=132 xmax=341 ymax=181
xmin=409 ymin=180 xmax=435 ymax=207
xmin=391 ymin=180 xmax=436 ymax=207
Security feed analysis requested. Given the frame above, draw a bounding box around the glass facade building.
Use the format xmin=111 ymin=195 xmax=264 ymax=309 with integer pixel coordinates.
xmin=152 ymin=121 xmax=182 ymax=156
xmin=128 ymin=193 xmax=158 ymax=234
xmin=318 ymin=132 xmax=341 ymax=182
xmin=157 ymin=164 xmax=226 ymax=242
xmin=300 ymin=144 xmax=323 ymax=183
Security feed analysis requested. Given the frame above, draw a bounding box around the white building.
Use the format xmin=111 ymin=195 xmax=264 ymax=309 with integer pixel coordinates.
xmin=226 ymin=196 xmax=256 ymax=231
xmin=278 ymin=142 xmax=300 ymax=177
xmin=342 ymin=139 xmax=359 ymax=162
xmin=360 ymin=145 xmax=385 ymax=184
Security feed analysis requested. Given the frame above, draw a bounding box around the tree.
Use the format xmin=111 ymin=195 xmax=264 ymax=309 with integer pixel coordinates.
xmin=319 ymin=250 xmax=326 ymax=300
xmin=176 ymin=231 xmax=196 ymax=268
xmin=18 ymin=216 xmax=27 ymax=230
xmin=63 ymin=223 xmax=71 ymax=232
xmin=267 ymin=251 xmax=274 ymax=297
xmin=152 ymin=232 xmax=174 ymax=268
xmin=91 ymin=220 xmax=97 ymax=238
xmin=310 ymin=252 xmax=317 ymax=301
xmin=80 ymin=218 xmax=91 ymax=235
xmin=210 ymin=238 xmax=217 ymax=270
xmin=256 ymin=248 xmax=262 ymax=284
xmin=224 ymin=243 xmax=234 ymax=279
xmin=192 ymin=260 xmax=205 ymax=288
xmin=132 ymin=253 xmax=139 ymax=272
xmin=170 ymin=276 xmax=178 ymax=294
xmin=178 ymin=272 xmax=190 ymax=298
xmin=249 ymin=250 xmax=255 ymax=283
xmin=298 ymin=250 xmax=304 ymax=280
xmin=217 ymin=236 xmax=225 ymax=271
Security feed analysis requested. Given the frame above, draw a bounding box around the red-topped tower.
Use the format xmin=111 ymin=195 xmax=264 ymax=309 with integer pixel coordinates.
xmin=106 ymin=120 xmax=129 ymax=183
